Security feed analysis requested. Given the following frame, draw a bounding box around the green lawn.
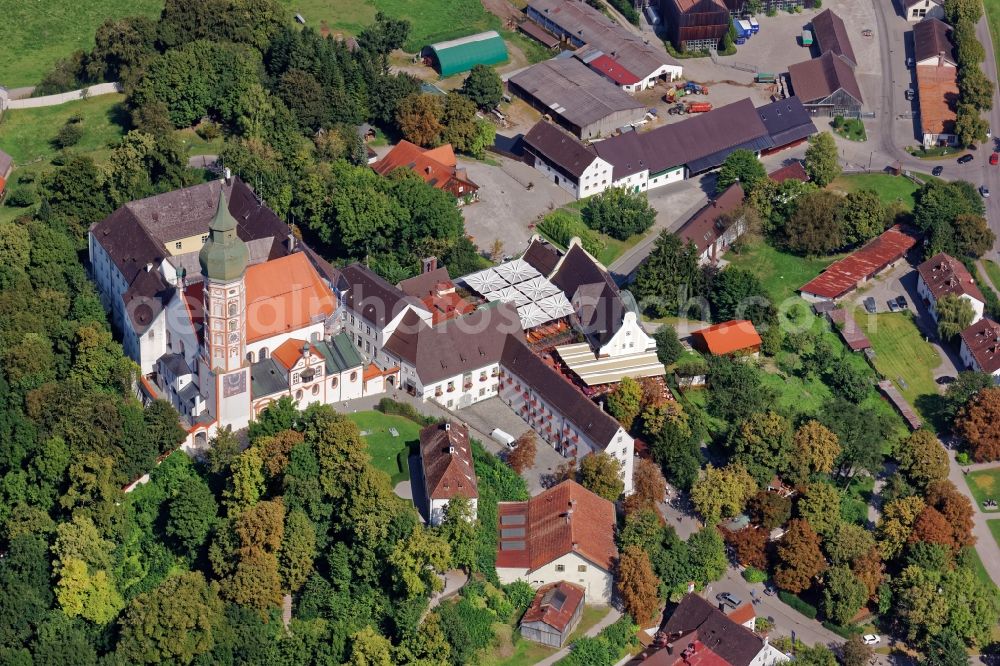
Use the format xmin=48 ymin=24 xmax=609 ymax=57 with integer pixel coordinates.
xmin=176 ymin=127 xmax=225 ymax=157
xmin=831 ymin=119 xmax=866 ymax=142
xmin=347 ymin=411 xmax=422 ymax=485
xmin=538 ymin=203 xmax=645 ymax=268
xmin=291 ymin=0 xmax=500 ymax=52
xmin=984 ymin=260 xmax=1000 ymax=293
xmin=760 ymin=371 xmax=834 ymax=418
xmin=990 ymin=520 xmax=1000 ymax=549
xmin=723 ymin=241 xmax=837 ymax=303
xmin=984 ymin=0 xmax=1000 ymax=89
xmin=481 ymin=606 xmax=611 ymax=666
xmin=965 ymin=468 xmax=1000 ymax=513
xmin=852 ymin=311 xmax=941 ymax=416
xmin=830 ymin=174 xmax=920 ymax=210
xmin=0 ymin=0 xmax=164 ymax=88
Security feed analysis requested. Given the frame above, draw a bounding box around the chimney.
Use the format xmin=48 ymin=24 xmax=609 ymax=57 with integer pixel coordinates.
xmin=448 ymin=446 xmax=456 ymax=455
xmin=145 ymin=262 xmax=153 ymax=272
xmin=287 ymin=233 xmax=296 ymax=252
xmin=224 ymin=167 xmax=232 ymax=184
xmin=718 ymin=602 xmax=726 ymax=612
xmin=565 ymin=509 xmax=574 ymax=523
xmin=176 ymin=266 xmax=187 ymax=289
xmin=666 ymin=643 xmax=674 ymax=655
xmin=939 ymin=51 xmax=945 ymax=66
xmin=444 ymin=422 xmax=451 ymax=431
xmin=423 ymin=256 xmax=438 ymax=273
xmin=425 ymin=165 xmax=432 ymax=175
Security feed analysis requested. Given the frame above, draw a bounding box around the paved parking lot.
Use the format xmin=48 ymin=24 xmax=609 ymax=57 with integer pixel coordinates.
xmin=457 ymin=396 xmax=571 ymax=495
xmin=460 ymin=154 xmax=573 ymax=255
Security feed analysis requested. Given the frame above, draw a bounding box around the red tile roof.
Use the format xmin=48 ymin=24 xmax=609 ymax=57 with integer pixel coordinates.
xmin=496 ymin=479 xmax=617 ymax=572
xmin=587 ymin=54 xmax=641 ymax=85
xmin=726 ymin=604 xmax=756 ymax=627
xmin=372 ymin=140 xmax=478 ymax=195
xmin=916 ymin=252 xmax=984 ymax=303
xmin=521 ymin=582 xmax=586 ymax=633
xmin=691 ymin=320 xmax=761 ymax=355
xmin=244 ymin=252 xmax=337 ymax=343
xmin=960 ymin=318 xmax=1000 ymax=374
xmin=271 ymin=338 xmax=323 ymax=371
xmin=800 ymin=225 xmax=919 ymax=299
xmin=420 ymin=421 xmax=479 ymax=500
xmin=916 ymin=63 xmax=958 ymax=136
xmin=768 ymin=161 xmax=809 ymax=183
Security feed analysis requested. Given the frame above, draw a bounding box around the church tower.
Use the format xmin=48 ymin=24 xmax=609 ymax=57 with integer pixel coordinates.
xmin=198 ymin=187 xmax=252 ymax=430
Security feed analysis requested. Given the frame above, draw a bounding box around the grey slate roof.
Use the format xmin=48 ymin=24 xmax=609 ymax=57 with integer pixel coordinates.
xmin=755 ymin=96 xmax=818 ymax=148
xmin=339 ymin=263 xmax=427 ymax=327
xmin=159 ymin=353 xmax=192 ymax=377
xmin=122 ymin=268 xmax=175 ymax=335
xmin=314 ymin=332 xmax=365 ymax=372
xmin=251 ymin=357 xmax=287 ymax=399
xmin=522 ymin=237 xmax=562 ymax=276
xmin=508 ymin=57 xmax=645 ymax=131
xmin=550 ymin=244 xmax=627 ymax=347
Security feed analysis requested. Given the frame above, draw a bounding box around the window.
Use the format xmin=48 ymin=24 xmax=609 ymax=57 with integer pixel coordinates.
xmin=246 ymin=351 xmax=255 ymax=363
xmin=578 ymin=565 xmax=587 ymax=572
xmin=365 ymin=342 xmax=371 ymax=353
xmin=295 ymin=390 xmax=303 ymax=400
xmin=479 ymin=388 xmax=486 ymax=397
xmin=366 ymin=326 xmax=371 ymax=335
xmin=293 ymin=374 xmax=300 ymax=384
xmin=229 ymin=302 xmax=238 ymax=316
xmin=312 ymin=385 xmax=320 ymax=396
xmin=260 ymin=347 xmax=269 ymax=359
xmin=331 ymin=376 xmax=338 ymax=388
xmin=175 ymin=242 xmax=182 ymax=250
xmin=350 ymin=371 xmax=358 ymax=381
xmin=555 ymin=565 xmax=565 ymax=573
xmin=201 ymin=235 xmax=208 ymax=243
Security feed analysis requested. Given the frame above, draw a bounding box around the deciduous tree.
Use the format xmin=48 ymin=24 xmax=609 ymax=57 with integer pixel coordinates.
xmin=166 ymin=476 xmax=218 ymax=556
xmin=582 ymin=187 xmax=656 ymax=241
xmin=804 ymin=132 xmax=841 ymax=187
xmin=279 ymin=509 xmax=316 ymax=593
xmin=633 ymin=233 xmax=703 ymax=318
xmin=748 ymin=491 xmax=792 ymax=531
xmin=624 ymin=458 xmax=667 ymax=515
xmin=348 ymin=625 xmax=395 ymax=666
xmin=826 ymin=523 xmax=876 ymax=566
xmin=690 ymin=463 xmax=757 ymax=525
xmin=507 ymin=431 xmax=537 ymax=474
xmin=389 ymin=527 xmax=452 ymax=598
xmin=617 ymin=546 xmax=660 ymax=624
xmin=821 ymin=565 xmax=868 ymax=625
xmin=717 ymin=149 xmax=766 ymax=195
xmin=438 ymin=495 xmax=476 ymax=570
xmin=926 ymin=480 xmax=976 ymax=550
xmin=956 ymin=103 xmax=989 ymax=147
xmin=725 ymin=526 xmax=768 ymax=569
xmin=952 ymin=213 xmax=995 ymax=259
xmin=896 ymin=430 xmax=949 ymax=490
xmin=789 ymin=420 xmax=841 ymax=484
xmin=841 ymin=634 xmax=874 ymax=666
xmin=460 ymin=64 xmax=503 ymax=110
xmin=396 ymin=93 xmax=444 ymax=147
xmin=955 ymin=386 xmax=1000 ymax=461
xmin=837 ymin=189 xmax=887 ymax=245
xmin=579 ymin=452 xmax=625 ymax=501
xmin=729 ymin=411 xmax=792 ymax=484
xmin=774 ymin=519 xmax=827 ymax=594
xmin=877 ymin=496 xmax=926 ymax=559
xmin=936 ymin=294 xmax=976 ymax=341
xmin=784 ymin=190 xmax=843 ymax=255
xmin=607 ymin=376 xmax=643 ymax=430
xmin=798 ymin=482 xmax=843 ymax=538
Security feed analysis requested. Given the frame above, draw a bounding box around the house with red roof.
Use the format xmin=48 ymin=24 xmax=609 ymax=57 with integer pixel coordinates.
xmin=691 ymin=321 xmax=762 ymax=356
xmin=959 ymin=318 xmax=1000 ymax=379
xmin=916 ymin=252 xmax=985 ymax=325
xmin=520 ymin=582 xmax=586 ymax=647
xmin=419 ymin=421 xmax=478 ymax=525
xmin=372 ymin=140 xmax=479 ymax=203
xmin=496 ymin=480 xmax=617 ymax=602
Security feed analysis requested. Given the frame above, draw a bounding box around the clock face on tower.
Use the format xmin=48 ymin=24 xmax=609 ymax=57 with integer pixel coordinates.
xmin=223 ymin=372 xmax=246 ymax=397
xmin=228 ymin=331 xmax=240 ymax=344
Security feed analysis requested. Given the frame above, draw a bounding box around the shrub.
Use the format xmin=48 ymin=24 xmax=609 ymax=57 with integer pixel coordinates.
xmin=53 ymin=122 xmax=84 ymax=148
xmin=564 ymin=615 xmax=638 ymax=666
xmin=822 ymin=621 xmax=862 ymax=638
xmin=375 ymin=397 xmax=436 ymax=425
xmin=832 ymin=116 xmax=845 ymax=129
xmin=196 ymin=120 xmax=222 ymax=140
xmin=742 ymin=567 xmax=768 ymax=584
xmin=537 ymin=210 xmax=605 ymax=257
xmin=5 ymin=187 xmax=37 ymax=208
xmin=956 ymin=451 xmax=971 ymax=465
xmin=777 ymin=590 xmax=818 ymax=619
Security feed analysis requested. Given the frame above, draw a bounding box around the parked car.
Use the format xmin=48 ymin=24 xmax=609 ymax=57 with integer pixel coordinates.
xmin=896 ymin=295 xmax=908 ymax=310
xmin=959 ymin=154 xmax=974 ymax=164
xmin=888 ymin=299 xmax=899 ymax=312
xmin=864 ymin=297 xmax=877 ymax=314
xmin=763 ymin=585 xmax=776 ymax=596
xmin=991 ymin=152 xmax=999 ymax=165
xmin=716 ymin=592 xmax=743 ymax=609
xmin=491 ymin=428 xmax=517 ymax=449
xmin=905 ymin=88 xmax=915 ymax=101
xmin=936 ymin=375 xmax=956 ymax=385
xmin=981 ymin=185 xmax=991 ymax=198
xmin=932 ymin=166 xmax=944 ymax=176
xmin=863 ymin=635 xmax=881 ymax=646
xmin=906 ymin=56 xmax=914 ymax=67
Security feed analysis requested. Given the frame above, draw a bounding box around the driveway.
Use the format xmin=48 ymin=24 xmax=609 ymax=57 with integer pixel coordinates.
xmin=460 ymin=154 xmax=573 ymax=256
xmin=709 ymin=568 xmax=844 ymax=647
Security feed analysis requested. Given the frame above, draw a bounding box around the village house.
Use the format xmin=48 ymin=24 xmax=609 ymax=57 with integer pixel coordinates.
xmin=371 ymin=141 xmax=479 ymax=203
xmin=676 ymin=183 xmax=747 ymax=265
xmin=959 ymin=318 xmax=1000 ymax=380
xmin=916 ymin=252 xmax=985 ymax=324
xmin=520 ymin=582 xmax=586 ymax=647
xmin=496 ymin=480 xmax=617 ymax=602
xmin=418 ymin=420 xmax=478 ymax=525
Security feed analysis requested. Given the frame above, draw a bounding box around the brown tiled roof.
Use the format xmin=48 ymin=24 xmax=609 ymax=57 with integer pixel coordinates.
xmin=677 ymin=183 xmax=745 ymax=255
xmin=244 ymin=253 xmax=336 ymax=343
xmin=827 ymin=308 xmax=872 ymax=351
xmin=800 ymin=225 xmax=918 ymax=299
xmin=812 ymin=9 xmax=857 ymax=66
xmin=383 ymin=302 xmax=520 ymax=384
xmin=372 ymin=141 xmax=478 ymax=194
xmin=727 ymin=604 xmax=756 ymax=626
xmin=788 ymin=52 xmax=864 ymax=106
xmin=501 ymin=335 xmax=622 ymax=446
xmin=519 ymin=19 xmax=560 ymax=48
xmin=521 ymin=582 xmax=586 ymax=633
xmin=522 ymin=121 xmax=598 ymax=179
xmin=496 ymin=480 xmax=617 ymax=571
xmin=340 ymin=263 xmax=426 ymax=327
xmin=522 ymin=237 xmax=562 ymax=276
xmin=691 ymin=320 xmax=761 ymax=355
xmin=916 ymin=63 xmax=958 ymax=136
xmin=960 ymin=318 xmax=1000 ymax=373
xmin=916 ymin=252 xmax=984 ymax=303
xmin=768 ymin=161 xmax=809 ymax=183
xmin=420 ymin=421 xmax=479 ymax=500
xmin=913 ymin=18 xmax=956 ymax=65
xmin=398 ymin=266 xmax=454 ymax=298
xmin=661 ymin=595 xmax=766 ymax=666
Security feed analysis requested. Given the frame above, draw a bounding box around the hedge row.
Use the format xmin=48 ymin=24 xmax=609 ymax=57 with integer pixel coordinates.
xmin=777 ymin=590 xmax=818 ymax=619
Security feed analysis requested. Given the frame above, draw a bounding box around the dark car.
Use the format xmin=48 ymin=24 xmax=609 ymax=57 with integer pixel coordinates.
xmin=936 ymin=376 xmax=956 ymax=385
xmin=864 ymin=297 xmax=877 ymax=314
xmin=896 ymin=296 xmax=908 ymax=310
xmin=716 ymin=592 xmax=743 ymax=609
xmin=959 ymin=154 xmax=975 ymax=164
xmin=932 ymin=166 xmax=944 ymax=176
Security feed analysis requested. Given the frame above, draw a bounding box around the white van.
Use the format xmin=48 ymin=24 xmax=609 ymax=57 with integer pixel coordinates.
xmin=491 ymin=428 xmax=517 ymax=449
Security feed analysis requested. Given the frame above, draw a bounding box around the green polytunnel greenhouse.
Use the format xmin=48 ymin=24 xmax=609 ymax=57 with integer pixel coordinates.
xmin=422 ymin=30 xmax=509 ymax=77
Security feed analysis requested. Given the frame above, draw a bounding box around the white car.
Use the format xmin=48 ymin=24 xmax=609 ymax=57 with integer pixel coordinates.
xmin=862 ymin=634 xmax=881 ymax=646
